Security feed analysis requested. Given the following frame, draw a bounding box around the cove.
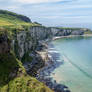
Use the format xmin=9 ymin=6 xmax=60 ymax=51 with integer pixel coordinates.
xmin=50 ymin=36 xmax=92 ymax=92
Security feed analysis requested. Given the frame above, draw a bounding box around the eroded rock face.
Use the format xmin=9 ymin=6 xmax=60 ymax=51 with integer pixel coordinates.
xmin=13 ymin=26 xmax=52 ymax=59
xmin=12 ymin=26 xmax=85 ymax=59
xmin=0 ymin=34 xmax=10 ymax=54
xmin=0 ymin=26 xmax=84 ymax=92
xmin=50 ymin=27 xmax=84 ymax=36
xmin=71 ymin=30 xmax=84 ymax=35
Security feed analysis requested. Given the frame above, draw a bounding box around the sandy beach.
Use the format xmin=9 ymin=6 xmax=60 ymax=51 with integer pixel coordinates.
xmin=53 ymin=34 xmax=92 ymax=40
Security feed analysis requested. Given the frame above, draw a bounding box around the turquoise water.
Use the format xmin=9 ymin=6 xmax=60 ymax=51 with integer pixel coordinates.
xmin=51 ymin=36 xmax=92 ymax=92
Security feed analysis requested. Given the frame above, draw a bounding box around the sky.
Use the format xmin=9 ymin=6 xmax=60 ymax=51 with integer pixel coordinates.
xmin=0 ymin=0 xmax=92 ymax=28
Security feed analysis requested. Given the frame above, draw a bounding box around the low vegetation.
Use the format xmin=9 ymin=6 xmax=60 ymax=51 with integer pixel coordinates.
xmin=0 ymin=10 xmax=53 ymax=92
xmin=0 ymin=10 xmax=41 ymax=33
xmin=0 ymin=52 xmax=53 ymax=92
xmin=0 ymin=9 xmax=92 ymax=92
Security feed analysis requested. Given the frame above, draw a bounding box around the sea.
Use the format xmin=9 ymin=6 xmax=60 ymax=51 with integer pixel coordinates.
xmin=50 ymin=36 xmax=92 ymax=92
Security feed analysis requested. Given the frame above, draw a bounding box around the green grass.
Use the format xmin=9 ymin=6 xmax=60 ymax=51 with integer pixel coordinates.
xmin=0 ymin=10 xmax=41 ymax=31
xmin=0 ymin=10 xmax=41 ymax=43
xmin=8 ymin=75 xmax=52 ymax=92
xmin=0 ymin=10 xmax=31 ymax=22
xmin=0 ymin=52 xmax=53 ymax=92
xmin=0 ymin=52 xmax=25 ymax=86
xmin=0 ymin=10 xmax=29 ymax=26
xmin=0 ymin=15 xmax=39 ymax=27
xmin=0 ymin=10 xmax=53 ymax=92
xmin=0 ymin=35 xmax=53 ymax=92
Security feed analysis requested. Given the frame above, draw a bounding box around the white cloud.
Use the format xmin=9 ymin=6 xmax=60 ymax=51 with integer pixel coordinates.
xmin=13 ymin=0 xmax=62 ymax=4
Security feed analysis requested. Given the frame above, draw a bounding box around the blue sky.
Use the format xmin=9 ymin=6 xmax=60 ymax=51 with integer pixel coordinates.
xmin=0 ymin=0 xmax=92 ymax=28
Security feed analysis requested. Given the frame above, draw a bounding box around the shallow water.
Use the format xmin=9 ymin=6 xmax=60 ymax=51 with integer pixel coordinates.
xmin=50 ymin=36 xmax=92 ymax=92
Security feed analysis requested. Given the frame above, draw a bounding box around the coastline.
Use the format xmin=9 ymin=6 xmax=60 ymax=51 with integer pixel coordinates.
xmin=53 ymin=34 xmax=92 ymax=40
xmin=24 ymin=34 xmax=92 ymax=92
xmin=36 ymin=42 xmax=70 ymax=92
xmin=36 ymin=34 xmax=92 ymax=92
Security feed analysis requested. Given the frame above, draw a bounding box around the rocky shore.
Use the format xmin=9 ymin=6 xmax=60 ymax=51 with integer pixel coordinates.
xmin=36 ymin=42 xmax=71 ymax=92
xmin=21 ymin=26 xmax=91 ymax=92
xmin=22 ymin=34 xmax=92 ymax=92
xmin=23 ymin=40 xmax=70 ymax=92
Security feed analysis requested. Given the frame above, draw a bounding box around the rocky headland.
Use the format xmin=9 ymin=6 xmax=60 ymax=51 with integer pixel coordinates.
xmin=0 ymin=10 xmax=92 ymax=92
xmin=14 ymin=26 xmax=90 ymax=92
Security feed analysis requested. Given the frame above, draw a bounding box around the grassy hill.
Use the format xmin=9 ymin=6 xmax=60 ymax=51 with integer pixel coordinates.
xmin=0 ymin=10 xmax=53 ymax=92
xmin=0 ymin=10 xmax=40 ymax=29
xmin=0 ymin=52 xmax=53 ymax=92
xmin=0 ymin=10 xmax=31 ymax=22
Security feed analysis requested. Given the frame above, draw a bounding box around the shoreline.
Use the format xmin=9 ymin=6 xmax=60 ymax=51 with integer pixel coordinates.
xmin=36 ymin=42 xmax=70 ymax=92
xmin=25 ymin=34 xmax=92 ymax=92
xmin=36 ymin=34 xmax=92 ymax=92
xmin=53 ymin=34 xmax=92 ymax=40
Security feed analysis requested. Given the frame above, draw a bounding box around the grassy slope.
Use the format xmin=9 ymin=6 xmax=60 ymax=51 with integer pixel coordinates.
xmin=0 ymin=10 xmax=27 ymax=25
xmin=0 ymin=10 xmax=40 ymax=29
xmin=0 ymin=10 xmax=53 ymax=92
xmin=0 ymin=52 xmax=52 ymax=92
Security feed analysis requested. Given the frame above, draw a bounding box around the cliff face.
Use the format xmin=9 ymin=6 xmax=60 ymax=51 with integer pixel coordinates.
xmin=12 ymin=26 xmax=85 ymax=59
xmin=50 ymin=27 xmax=84 ymax=36
xmin=0 ymin=31 xmax=53 ymax=92
xmin=13 ymin=26 xmax=51 ymax=59
xmin=0 ymin=25 xmax=87 ymax=92
xmin=0 ymin=10 xmax=88 ymax=92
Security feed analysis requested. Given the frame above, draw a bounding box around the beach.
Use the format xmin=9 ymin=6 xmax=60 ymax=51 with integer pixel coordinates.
xmin=36 ymin=42 xmax=70 ymax=92
xmin=53 ymin=34 xmax=92 ymax=40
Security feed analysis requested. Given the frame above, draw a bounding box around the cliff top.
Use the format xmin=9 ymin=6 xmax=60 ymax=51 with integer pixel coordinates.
xmin=0 ymin=10 xmax=41 ymax=30
xmin=0 ymin=10 xmax=31 ymax=22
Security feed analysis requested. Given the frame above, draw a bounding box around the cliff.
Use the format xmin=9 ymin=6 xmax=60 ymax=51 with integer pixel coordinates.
xmin=0 ymin=10 xmax=53 ymax=92
xmin=0 ymin=10 xmax=91 ymax=92
xmin=0 ymin=10 xmax=31 ymax=22
xmin=12 ymin=26 xmax=88 ymax=60
xmin=0 ymin=31 xmax=53 ymax=92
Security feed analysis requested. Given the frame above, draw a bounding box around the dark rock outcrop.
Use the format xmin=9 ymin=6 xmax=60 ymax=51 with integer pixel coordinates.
xmin=12 ymin=26 xmax=86 ymax=59
xmin=71 ymin=30 xmax=84 ymax=35
xmin=0 ymin=34 xmax=10 ymax=54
